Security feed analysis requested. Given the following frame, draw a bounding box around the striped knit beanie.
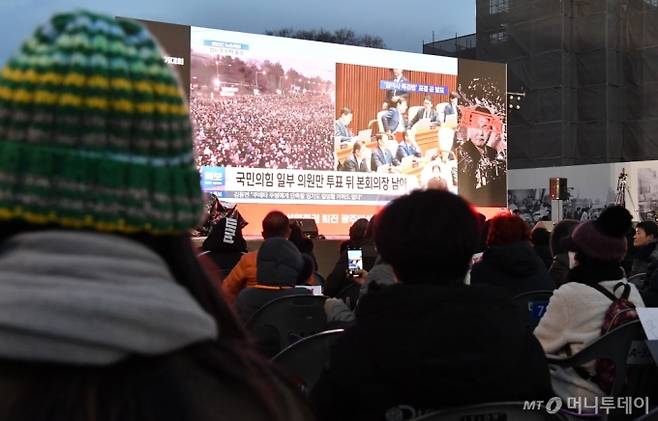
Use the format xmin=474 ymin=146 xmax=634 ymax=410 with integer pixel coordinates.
xmin=0 ymin=11 xmax=202 ymax=234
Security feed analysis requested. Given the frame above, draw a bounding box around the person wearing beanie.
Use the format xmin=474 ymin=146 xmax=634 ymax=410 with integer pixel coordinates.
xmin=312 ymin=190 xmax=552 ymax=421
xmin=235 ymin=238 xmax=313 ymax=322
xmin=0 ymin=12 xmax=312 ymax=421
xmin=534 ymin=206 xmax=645 ymax=401
xmin=201 ymin=216 xmax=248 ymax=280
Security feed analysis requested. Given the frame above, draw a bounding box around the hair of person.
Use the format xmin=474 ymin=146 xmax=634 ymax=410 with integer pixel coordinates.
xmin=288 ymin=223 xmax=315 ymax=255
xmin=261 ymin=211 xmax=290 ymax=238
xmin=530 ymin=227 xmax=550 ymax=246
xmin=423 ymin=96 xmax=432 ymax=103
xmin=340 ymin=107 xmax=352 ymax=117
xmin=636 ymin=221 xmax=658 ymax=239
xmin=449 ymin=91 xmax=459 ymax=100
xmin=352 ymin=141 xmax=362 ymax=153
xmin=0 ymin=220 xmax=305 ymax=421
xmin=374 ymin=190 xmax=478 ymax=283
xmin=486 ymin=212 xmax=531 ymax=247
xmin=550 ymin=219 xmax=579 ymax=256
xmin=364 ymin=215 xmax=377 ymax=240
xmin=348 ymin=218 xmax=369 ymax=243
xmin=387 ymin=97 xmax=405 ymax=110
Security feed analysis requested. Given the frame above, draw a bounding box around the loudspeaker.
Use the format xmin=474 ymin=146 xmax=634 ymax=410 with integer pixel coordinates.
xmin=290 ymin=218 xmax=319 ymax=239
xmin=549 ymin=177 xmax=568 ymax=200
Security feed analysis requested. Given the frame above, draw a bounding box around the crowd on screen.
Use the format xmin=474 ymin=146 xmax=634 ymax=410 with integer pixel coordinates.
xmin=191 ymin=93 xmax=335 ymax=171
xmin=2 ymin=11 xmax=658 ymax=421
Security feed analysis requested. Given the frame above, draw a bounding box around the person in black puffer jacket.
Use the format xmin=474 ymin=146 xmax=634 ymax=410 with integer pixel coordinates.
xmin=471 ymin=213 xmax=554 ymax=297
xmin=630 ymin=221 xmax=658 ymax=277
xmin=547 ymin=219 xmax=580 ymax=288
xmin=531 ymin=225 xmax=552 ymax=269
xmin=631 ymin=221 xmax=658 ymax=306
xmin=311 ymin=191 xmax=553 ymax=421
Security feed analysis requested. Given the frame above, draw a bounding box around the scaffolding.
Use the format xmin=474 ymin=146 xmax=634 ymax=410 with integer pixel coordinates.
xmin=432 ymin=0 xmax=658 ymax=169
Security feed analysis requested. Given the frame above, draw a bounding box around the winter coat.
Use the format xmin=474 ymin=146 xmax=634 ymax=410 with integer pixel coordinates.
xmin=470 ymin=242 xmax=555 ymax=297
xmin=311 ymin=283 xmax=553 ymax=421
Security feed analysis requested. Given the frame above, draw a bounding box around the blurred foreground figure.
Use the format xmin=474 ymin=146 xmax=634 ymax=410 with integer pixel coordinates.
xmin=0 ymin=11 xmax=312 ymax=421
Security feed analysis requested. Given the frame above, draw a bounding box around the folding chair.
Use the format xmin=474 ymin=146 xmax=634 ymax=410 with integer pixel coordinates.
xmin=512 ymin=290 xmax=554 ymax=329
xmin=272 ymin=329 xmax=344 ymax=395
xmin=246 ymin=294 xmax=328 ymax=357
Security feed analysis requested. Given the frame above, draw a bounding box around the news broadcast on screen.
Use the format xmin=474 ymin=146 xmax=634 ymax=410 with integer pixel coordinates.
xmin=138 ymin=19 xmax=507 ymax=236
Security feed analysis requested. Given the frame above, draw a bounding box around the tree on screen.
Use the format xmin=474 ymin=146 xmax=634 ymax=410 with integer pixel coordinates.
xmin=264 ymin=27 xmax=385 ymax=49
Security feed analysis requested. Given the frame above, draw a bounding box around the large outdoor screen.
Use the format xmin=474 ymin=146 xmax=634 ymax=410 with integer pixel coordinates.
xmin=136 ymin=19 xmax=508 ymax=236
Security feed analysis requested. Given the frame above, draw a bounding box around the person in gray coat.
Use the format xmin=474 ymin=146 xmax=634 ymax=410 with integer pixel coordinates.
xmin=235 ymin=238 xmax=314 ymax=321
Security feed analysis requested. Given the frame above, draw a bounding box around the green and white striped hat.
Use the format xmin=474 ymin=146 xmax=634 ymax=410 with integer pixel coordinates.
xmin=0 ymin=11 xmax=202 ymax=234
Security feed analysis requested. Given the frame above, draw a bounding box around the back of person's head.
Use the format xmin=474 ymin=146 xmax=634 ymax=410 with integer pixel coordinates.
xmin=288 ymin=222 xmax=315 ymax=256
xmin=203 ymin=217 xmax=247 ymax=253
xmin=636 ymin=221 xmax=658 ymax=239
xmin=375 ymin=190 xmax=478 ymax=283
xmin=349 ymin=218 xmax=369 ymax=243
xmin=257 ymin=238 xmax=313 ymax=286
xmin=0 ymin=12 xmax=307 ymax=421
xmin=486 ymin=213 xmax=530 ymax=247
xmin=550 ymin=219 xmax=579 ymax=256
xmin=571 ymin=206 xmax=632 ymax=263
xmin=530 ymin=227 xmax=550 ymax=247
xmin=262 ymin=211 xmax=290 ymax=239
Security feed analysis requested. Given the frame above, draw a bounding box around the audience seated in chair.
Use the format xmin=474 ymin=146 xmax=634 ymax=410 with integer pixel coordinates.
xmin=324 ymin=218 xmax=377 ymax=297
xmin=547 ymin=219 xmax=579 ymax=287
xmin=235 ymin=238 xmax=314 ymax=321
xmin=534 ymin=206 xmax=646 ymax=401
xmin=222 ymin=211 xmax=316 ymax=304
xmin=470 ymin=212 xmax=554 ymax=297
xmin=630 ymin=221 xmax=658 ymax=306
xmin=311 ymin=190 xmax=553 ymax=421
xmin=531 ymin=225 xmax=553 ymax=269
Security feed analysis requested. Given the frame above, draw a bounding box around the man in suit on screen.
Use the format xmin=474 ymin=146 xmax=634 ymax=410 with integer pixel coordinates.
xmin=410 ymin=96 xmax=436 ymax=127
xmin=385 ymin=68 xmax=411 ymax=102
xmin=342 ymin=141 xmax=369 ymax=172
xmin=334 ymin=107 xmax=355 ymax=144
xmin=382 ymin=98 xmax=408 ymax=138
xmin=371 ymin=136 xmax=400 ymax=172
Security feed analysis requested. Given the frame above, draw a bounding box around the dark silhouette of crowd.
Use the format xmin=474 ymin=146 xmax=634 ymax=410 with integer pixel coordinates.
xmin=191 ymin=93 xmax=334 ymax=170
